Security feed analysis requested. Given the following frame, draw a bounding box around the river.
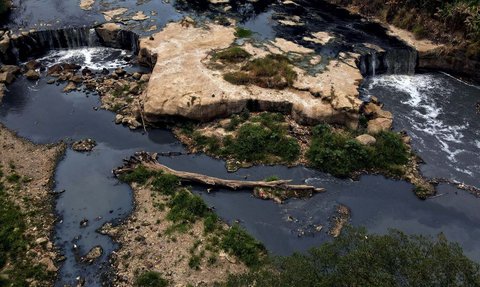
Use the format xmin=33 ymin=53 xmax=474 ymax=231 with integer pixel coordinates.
xmin=0 ymin=0 xmax=479 ymax=286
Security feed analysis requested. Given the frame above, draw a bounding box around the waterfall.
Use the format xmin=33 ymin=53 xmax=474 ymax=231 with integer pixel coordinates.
xmin=1 ymin=26 xmax=139 ymax=63
xmin=383 ymin=48 xmax=417 ymax=75
xmin=358 ymin=47 xmax=418 ymax=76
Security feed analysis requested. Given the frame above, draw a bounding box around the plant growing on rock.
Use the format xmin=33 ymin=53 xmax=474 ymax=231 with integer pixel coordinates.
xmin=224 ymin=54 xmax=298 ymax=89
xmin=212 ymin=47 xmax=252 ymax=64
xmin=234 ymin=27 xmax=253 ymax=38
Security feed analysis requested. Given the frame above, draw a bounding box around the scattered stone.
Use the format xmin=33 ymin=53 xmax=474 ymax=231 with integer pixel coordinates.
xmin=47 ymin=79 xmax=56 ymax=84
xmin=329 ymin=204 xmax=351 ymax=238
xmin=0 ymin=65 xmax=21 ymax=75
xmin=25 ymin=60 xmax=41 ymax=71
xmin=39 ymin=257 xmax=57 ymax=272
xmin=80 ymin=218 xmax=89 ymax=227
xmin=35 ymin=237 xmax=49 ymax=245
xmin=0 ymin=83 xmax=6 ymax=102
xmin=132 ymin=72 xmax=141 ymax=80
xmin=139 ymin=73 xmax=150 ymax=83
xmin=114 ymin=68 xmax=126 ymax=77
xmin=25 ymin=69 xmax=40 ymax=80
xmin=82 ymin=68 xmax=92 ymax=76
xmin=72 ymin=139 xmax=97 ymax=152
xmin=367 ymin=117 xmax=393 ymax=134
xmin=0 ymin=71 xmax=14 ymax=84
xmin=355 ymin=134 xmax=376 ymax=146
xmin=63 ymin=82 xmax=77 ymax=93
xmin=129 ymin=82 xmax=140 ymax=94
xmin=48 ymin=63 xmax=81 ymax=75
xmin=102 ymin=8 xmax=128 ymax=21
xmin=81 ymin=246 xmax=103 ymax=264
xmin=132 ymin=11 xmax=150 ymax=21
xmin=115 ymin=114 xmax=124 ymax=124
xmin=70 ymin=74 xmax=83 ymax=84
xmin=79 ymin=0 xmax=95 ymax=10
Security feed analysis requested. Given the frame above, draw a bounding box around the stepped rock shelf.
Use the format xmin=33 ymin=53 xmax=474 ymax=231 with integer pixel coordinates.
xmin=138 ymin=22 xmax=366 ymax=129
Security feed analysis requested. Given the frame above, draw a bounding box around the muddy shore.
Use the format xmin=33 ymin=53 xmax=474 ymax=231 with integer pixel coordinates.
xmin=0 ymin=123 xmax=65 ymax=286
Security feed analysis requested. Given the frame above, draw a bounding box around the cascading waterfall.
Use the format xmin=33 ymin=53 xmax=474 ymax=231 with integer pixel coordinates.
xmin=359 ymin=47 xmax=418 ymax=76
xmin=384 ymin=48 xmax=417 ymax=75
xmin=1 ymin=26 xmax=139 ymax=63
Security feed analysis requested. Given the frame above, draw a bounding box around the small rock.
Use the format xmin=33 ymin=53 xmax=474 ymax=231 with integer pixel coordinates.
xmin=25 ymin=60 xmax=41 ymax=70
xmin=355 ymin=134 xmax=377 ymax=146
xmin=0 ymin=65 xmax=21 ymax=75
xmin=47 ymin=79 xmax=56 ymax=84
xmin=0 ymin=83 xmax=5 ymax=102
xmin=115 ymin=114 xmax=124 ymax=124
xmin=0 ymin=71 xmax=15 ymax=84
xmin=82 ymin=67 xmax=92 ymax=76
xmin=25 ymin=69 xmax=40 ymax=80
xmin=114 ymin=68 xmax=126 ymax=77
xmin=81 ymin=246 xmax=103 ymax=264
xmin=139 ymin=74 xmax=150 ymax=83
xmin=70 ymin=74 xmax=83 ymax=84
xmin=129 ymin=82 xmax=140 ymax=94
xmin=63 ymin=82 xmax=77 ymax=93
xmin=35 ymin=237 xmax=49 ymax=245
xmin=80 ymin=218 xmax=89 ymax=227
xmin=39 ymin=257 xmax=57 ymax=272
xmin=72 ymin=138 xmax=97 ymax=152
xmin=132 ymin=72 xmax=142 ymax=80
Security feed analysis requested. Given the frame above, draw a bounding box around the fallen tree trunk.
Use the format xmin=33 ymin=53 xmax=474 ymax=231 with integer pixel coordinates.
xmin=114 ymin=152 xmax=326 ymax=195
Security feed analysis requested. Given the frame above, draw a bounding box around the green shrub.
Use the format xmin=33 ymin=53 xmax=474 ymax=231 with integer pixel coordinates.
xmin=264 ymin=175 xmax=280 ymax=182
xmin=167 ymin=190 xmax=209 ymax=223
xmin=307 ymin=125 xmax=409 ymax=177
xmin=135 ymin=271 xmax=168 ymax=287
xmin=189 ymin=255 xmax=202 ymax=270
xmin=221 ymin=224 xmax=264 ymax=267
xmin=6 ymin=173 xmax=21 ymax=183
xmin=213 ymin=47 xmax=252 ymax=63
xmin=151 ymin=173 xmax=179 ymax=196
xmin=118 ymin=165 xmax=157 ymax=185
xmin=224 ymin=226 xmax=480 ymax=287
xmin=204 ymin=213 xmax=220 ymax=233
xmin=234 ymin=27 xmax=253 ymax=38
xmin=224 ymin=55 xmax=297 ymax=89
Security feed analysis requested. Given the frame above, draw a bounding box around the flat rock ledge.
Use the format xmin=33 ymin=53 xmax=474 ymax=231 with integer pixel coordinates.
xmin=139 ymin=22 xmax=364 ymax=129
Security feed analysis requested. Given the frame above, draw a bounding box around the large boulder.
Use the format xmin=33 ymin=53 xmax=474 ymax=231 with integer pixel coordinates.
xmin=367 ymin=118 xmax=393 ymax=134
xmin=95 ymin=23 xmax=122 ymax=47
xmin=355 ymin=134 xmax=377 ymax=146
xmin=24 ymin=69 xmax=40 ymax=80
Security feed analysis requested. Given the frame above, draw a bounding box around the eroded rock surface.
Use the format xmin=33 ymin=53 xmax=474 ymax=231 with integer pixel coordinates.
xmin=141 ymin=23 xmax=364 ymax=128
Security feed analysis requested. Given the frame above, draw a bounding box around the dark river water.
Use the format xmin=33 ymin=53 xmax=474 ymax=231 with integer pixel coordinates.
xmin=1 ymin=0 xmax=480 ymax=286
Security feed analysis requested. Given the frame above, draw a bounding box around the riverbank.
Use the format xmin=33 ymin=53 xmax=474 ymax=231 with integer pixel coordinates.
xmin=0 ymin=124 xmax=65 ymax=286
xmin=324 ymin=0 xmax=480 ymax=82
xmin=103 ymin=163 xmax=270 ymax=286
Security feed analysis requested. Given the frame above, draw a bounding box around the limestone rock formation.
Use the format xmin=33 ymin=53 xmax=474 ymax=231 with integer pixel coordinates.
xmin=140 ymin=23 xmax=364 ymax=128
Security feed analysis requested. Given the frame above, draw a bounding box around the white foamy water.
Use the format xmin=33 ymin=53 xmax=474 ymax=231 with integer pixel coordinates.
xmin=368 ymin=75 xmax=468 ymax=164
xmin=36 ymin=47 xmax=129 ymax=70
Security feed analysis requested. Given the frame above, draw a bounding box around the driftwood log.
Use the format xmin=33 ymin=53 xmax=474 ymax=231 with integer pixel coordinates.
xmin=114 ymin=152 xmax=325 ymax=195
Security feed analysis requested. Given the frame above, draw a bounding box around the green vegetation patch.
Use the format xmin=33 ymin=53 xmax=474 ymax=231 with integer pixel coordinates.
xmin=0 ymin=183 xmax=53 ymax=286
xmin=224 ymin=226 xmax=480 ymax=286
xmin=307 ymin=124 xmax=409 ymax=177
xmin=234 ymin=27 xmax=253 ymax=38
xmin=134 ymin=271 xmax=169 ymax=287
xmin=224 ymin=54 xmax=298 ymax=89
xmin=191 ymin=113 xmax=300 ymax=164
xmin=212 ymin=47 xmax=252 ymax=64
xmin=221 ymin=224 xmax=265 ymax=267
xmin=118 ymin=167 xmax=266 ymax=268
